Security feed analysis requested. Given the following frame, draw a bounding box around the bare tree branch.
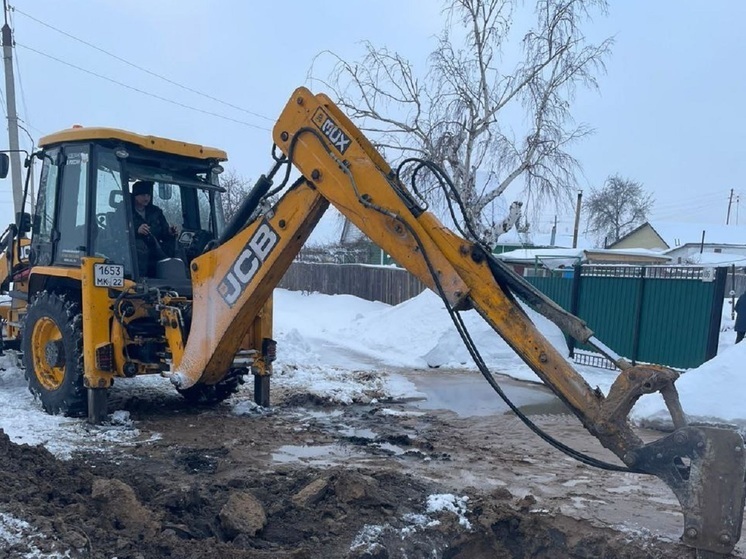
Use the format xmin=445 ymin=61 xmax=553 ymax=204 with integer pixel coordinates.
xmin=315 ymin=0 xmax=611 ymax=247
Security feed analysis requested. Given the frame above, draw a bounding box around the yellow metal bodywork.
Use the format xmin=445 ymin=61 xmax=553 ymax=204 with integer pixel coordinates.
xmin=0 ymin=236 xmax=30 ymax=286
xmin=80 ymin=258 xmax=115 ymax=389
xmin=174 ymin=184 xmax=328 ymax=387
xmin=27 ymin=261 xmax=132 ymax=388
xmin=0 ymin=237 xmax=31 ymax=341
xmin=30 ymin=265 xmax=83 ymax=283
xmin=39 ymin=127 xmax=227 ymax=161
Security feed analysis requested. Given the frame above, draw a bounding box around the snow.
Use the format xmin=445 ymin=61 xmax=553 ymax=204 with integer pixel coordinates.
xmin=682 ymin=251 xmax=746 ymax=266
xmin=0 ymin=288 xmax=744 ymax=461
xmin=651 ymin=221 xmax=746 ymax=248
xmin=271 ymin=288 xmax=746 ymax=435
xmin=0 ymin=512 xmax=69 ymax=558
xmin=495 ymin=247 xmax=672 ymax=268
xmin=349 ymin=492 xmax=473 ymax=553
xmin=426 ymin=494 xmax=472 ymax=529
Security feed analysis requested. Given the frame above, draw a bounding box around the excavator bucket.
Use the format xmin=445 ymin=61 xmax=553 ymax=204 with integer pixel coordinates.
xmin=630 ymin=426 xmax=746 ymax=556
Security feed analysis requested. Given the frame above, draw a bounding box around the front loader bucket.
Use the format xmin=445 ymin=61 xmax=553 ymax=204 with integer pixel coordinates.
xmin=629 ymin=425 xmax=746 ymax=555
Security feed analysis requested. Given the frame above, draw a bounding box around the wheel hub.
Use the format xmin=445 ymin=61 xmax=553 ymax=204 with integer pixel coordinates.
xmin=44 ymin=339 xmax=65 ymax=369
xmin=31 ymin=315 xmax=66 ymax=391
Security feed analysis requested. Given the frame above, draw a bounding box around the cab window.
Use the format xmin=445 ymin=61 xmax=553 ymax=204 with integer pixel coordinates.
xmin=54 ymin=146 xmax=89 ymax=266
xmin=92 ymin=149 xmax=133 ymax=275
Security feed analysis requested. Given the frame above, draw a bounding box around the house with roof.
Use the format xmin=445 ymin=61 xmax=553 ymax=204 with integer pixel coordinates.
xmin=494 ymin=246 xmax=671 ymax=276
xmin=493 ymin=224 xmax=595 ymax=254
xmin=608 ymin=221 xmax=746 ymax=265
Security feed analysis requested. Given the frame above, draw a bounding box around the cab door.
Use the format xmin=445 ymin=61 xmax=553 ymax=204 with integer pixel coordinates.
xmin=31 ymin=144 xmax=91 ymax=268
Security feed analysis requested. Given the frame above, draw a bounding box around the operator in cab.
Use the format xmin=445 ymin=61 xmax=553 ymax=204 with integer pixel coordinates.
xmin=130 ymin=180 xmax=178 ymax=276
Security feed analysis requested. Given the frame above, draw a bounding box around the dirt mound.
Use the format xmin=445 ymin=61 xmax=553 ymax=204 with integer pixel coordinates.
xmin=0 ymin=406 xmax=700 ymax=559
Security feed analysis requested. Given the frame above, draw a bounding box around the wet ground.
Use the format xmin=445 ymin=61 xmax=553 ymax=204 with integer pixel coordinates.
xmin=0 ymin=367 xmax=744 ymax=558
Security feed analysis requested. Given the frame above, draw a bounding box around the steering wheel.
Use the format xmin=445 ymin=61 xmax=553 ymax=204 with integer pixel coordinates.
xmin=178 ymin=229 xmax=213 ymax=260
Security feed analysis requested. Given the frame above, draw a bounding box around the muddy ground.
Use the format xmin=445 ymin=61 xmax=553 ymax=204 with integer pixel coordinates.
xmin=0 ymin=368 xmax=744 ymax=559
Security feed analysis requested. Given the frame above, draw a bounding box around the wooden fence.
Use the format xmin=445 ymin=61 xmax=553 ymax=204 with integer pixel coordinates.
xmin=279 ymin=261 xmax=426 ymax=306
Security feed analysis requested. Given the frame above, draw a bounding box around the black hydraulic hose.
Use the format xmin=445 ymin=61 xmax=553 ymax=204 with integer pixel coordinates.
xmin=218 ymin=149 xmax=295 ymax=245
xmin=218 ymin=174 xmax=273 ymax=244
xmin=376 ymin=157 xmax=639 ymax=472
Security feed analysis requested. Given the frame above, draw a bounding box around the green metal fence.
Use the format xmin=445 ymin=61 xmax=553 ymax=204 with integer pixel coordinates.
xmin=527 ymin=265 xmax=727 ymax=370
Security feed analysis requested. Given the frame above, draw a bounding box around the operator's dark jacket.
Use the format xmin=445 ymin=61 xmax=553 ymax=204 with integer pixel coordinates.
xmin=133 ymin=204 xmax=174 ymax=276
xmin=736 ymin=294 xmax=746 ymax=333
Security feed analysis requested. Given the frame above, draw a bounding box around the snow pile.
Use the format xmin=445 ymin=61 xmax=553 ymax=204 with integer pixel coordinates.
xmin=272 ymin=288 xmax=746 ymax=430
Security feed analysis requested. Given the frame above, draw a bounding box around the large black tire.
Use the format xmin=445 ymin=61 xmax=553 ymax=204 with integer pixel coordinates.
xmin=177 ymin=367 xmax=246 ymax=405
xmin=22 ymin=291 xmax=86 ymax=417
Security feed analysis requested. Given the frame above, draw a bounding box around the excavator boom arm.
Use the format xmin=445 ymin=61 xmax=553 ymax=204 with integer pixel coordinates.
xmin=176 ymin=88 xmax=745 ymax=556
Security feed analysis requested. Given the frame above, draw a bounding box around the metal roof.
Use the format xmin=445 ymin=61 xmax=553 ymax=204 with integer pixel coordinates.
xmin=38 ymin=126 xmax=227 ymax=161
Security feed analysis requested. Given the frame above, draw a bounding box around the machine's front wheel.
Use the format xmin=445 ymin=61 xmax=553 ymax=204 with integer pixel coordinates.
xmin=22 ymin=291 xmax=87 ymax=417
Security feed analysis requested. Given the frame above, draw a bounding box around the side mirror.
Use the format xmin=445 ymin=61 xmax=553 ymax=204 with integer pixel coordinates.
xmin=108 ymin=189 xmax=124 ymax=208
xmin=0 ymin=153 xmax=9 ymax=179
xmin=16 ymin=211 xmax=31 ymax=235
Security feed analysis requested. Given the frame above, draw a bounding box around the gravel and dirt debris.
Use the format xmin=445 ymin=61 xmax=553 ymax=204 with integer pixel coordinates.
xmin=0 ymin=369 xmax=742 ymax=559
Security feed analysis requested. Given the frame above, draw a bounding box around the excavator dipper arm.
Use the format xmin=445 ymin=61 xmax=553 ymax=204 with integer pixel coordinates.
xmin=175 ymin=88 xmax=745 ymax=556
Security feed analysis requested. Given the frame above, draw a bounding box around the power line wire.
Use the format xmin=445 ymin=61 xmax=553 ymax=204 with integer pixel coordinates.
xmin=16 ymin=43 xmax=272 ymax=132
xmin=10 ymin=5 xmax=274 ymax=124
xmin=653 ymin=191 xmax=732 ymax=207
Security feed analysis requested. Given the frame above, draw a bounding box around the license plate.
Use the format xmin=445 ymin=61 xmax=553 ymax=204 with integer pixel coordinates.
xmin=94 ymin=263 xmax=124 ymax=287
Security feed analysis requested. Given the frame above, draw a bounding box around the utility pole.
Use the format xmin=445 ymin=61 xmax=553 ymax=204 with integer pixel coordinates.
xmin=727 ymin=188 xmax=734 ymax=225
xmin=572 ymin=190 xmax=582 ymax=249
xmin=2 ymin=0 xmax=22 ymax=217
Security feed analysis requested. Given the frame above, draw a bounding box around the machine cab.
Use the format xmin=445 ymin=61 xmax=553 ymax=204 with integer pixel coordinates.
xmin=31 ymin=127 xmax=227 ymax=291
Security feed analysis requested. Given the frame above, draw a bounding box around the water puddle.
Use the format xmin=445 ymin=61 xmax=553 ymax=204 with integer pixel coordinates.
xmin=401 ymin=370 xmax=569 ymax=417
xmin=339 ymin=426 xmax=377 ymax=440
xmin=271 ymin=443 xmax=365 ymax=465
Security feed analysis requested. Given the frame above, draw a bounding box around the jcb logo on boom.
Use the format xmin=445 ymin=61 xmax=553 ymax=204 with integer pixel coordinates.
xmin=218 ymin=221 xmax=279 ymax=307
xmin=312 ymin=108 xmax=351 ymax=154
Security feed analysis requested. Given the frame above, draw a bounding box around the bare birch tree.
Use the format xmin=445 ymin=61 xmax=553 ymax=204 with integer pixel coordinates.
xmin=314 ymin=0 xmax=611 ymax=248
xmin=220 ymin=169 xmax=252 ymax=222
xmin=584 ymin=175 xmax=654 ymax=246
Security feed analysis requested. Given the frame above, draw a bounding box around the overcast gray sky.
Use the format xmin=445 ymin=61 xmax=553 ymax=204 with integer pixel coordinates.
xmin=5 ymin=0 xmax=746 ymax=237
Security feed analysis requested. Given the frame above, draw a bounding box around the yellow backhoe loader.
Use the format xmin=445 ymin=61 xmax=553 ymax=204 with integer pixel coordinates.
xmin=0 ymin=89 xmax=743 ymax=557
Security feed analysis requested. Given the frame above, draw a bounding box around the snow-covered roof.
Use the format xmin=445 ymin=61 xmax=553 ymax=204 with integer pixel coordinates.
xmin=496 ymin=229 xmax=595 ymax=249
xmin=677 ymin=251 xmax=746 ymax=266
xmin=595 ymin=247 xmax=671 ymax=260
xmin=495 ymin=247 xmax=671 ymax=269
xmin=650 ymin=221 xmax=746 ymax=248
xmin=496 ymin=247 xmax=585 ymax=261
